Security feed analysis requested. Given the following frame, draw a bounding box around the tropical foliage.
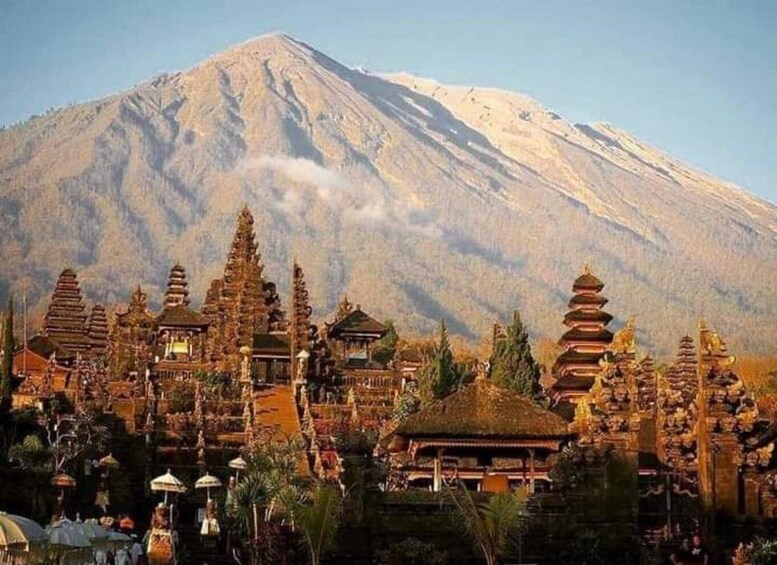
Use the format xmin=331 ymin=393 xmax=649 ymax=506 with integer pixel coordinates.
xmin=375 ymin=537 xmax=448 ymax=565
xmin=229 ymin=436 xmax=343 ymax=565
xmin=446 ymin=485 xmax=529 ymax=565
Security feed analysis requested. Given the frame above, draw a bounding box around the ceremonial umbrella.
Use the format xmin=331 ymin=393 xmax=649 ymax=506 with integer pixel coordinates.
xmin=106 ymin=531 xmax=131 ymax=549
xmin=46 ymin=520 xmax=92 ymax=565
xmin=228 ymin=455 xmax=247 ymax=481
xmin=50 ymin=473 xmax=77 ymax=489
xmin=0 ymin=511 xmax=48 ymax=548
xmin=46 ymin=520 xmax=91 ymax=548
xmin=0 ymin=512 xmax=48 ymax=565
xmin=150 ymin=469 xmax=186 ymax=504
xmin=0 ymin=512 xmax=47 ymax=547
xmin=78 ymin=518 xmax=108 ymax=543
xmin=195 ymin=473 xmax=222 ymax=501
xmin=98 ymin=453 xmax=120 ymax=470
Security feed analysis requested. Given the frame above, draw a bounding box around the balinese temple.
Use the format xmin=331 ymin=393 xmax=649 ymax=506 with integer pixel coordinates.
xmin=572 ymin=321 xmax=652 ymax=472
xmin=695 ymin=322 xmax=774 ymax=519
xmin=202 ymin=206 xmax=286 ymax=374
xmin=573 ymin=318 xmax=777 ymax=529
xmin=42 ymin=268 xmax=91 ymax=355
xmin=385 ymin=370 xmax=575 ymax=492
xmin=12 ymin=335 xmax=75 ymax=407
xmin=87 ymin=304 xmax=109 ymax=358
xmin=325 ymin=297 xmax=388 ymax=368
xmin=153 ymin=264 xmax=209 ymax=378
xmin=551 ymin=267 xmax=614 ymax=414
xmin=656 ymin=336 xmax=699 ymax=474
xmin=109 ymin=286 xmax=154 ymax=378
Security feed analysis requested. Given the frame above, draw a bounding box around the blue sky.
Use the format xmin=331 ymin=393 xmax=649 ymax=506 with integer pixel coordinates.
xmin=1 ymin=1 xmax=775 ymax=202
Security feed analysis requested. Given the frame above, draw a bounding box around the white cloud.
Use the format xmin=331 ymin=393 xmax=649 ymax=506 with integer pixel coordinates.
xmin=238 ymin=155 xmax=443 ymax=238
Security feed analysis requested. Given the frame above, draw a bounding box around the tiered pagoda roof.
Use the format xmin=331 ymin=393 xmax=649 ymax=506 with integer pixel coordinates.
xmin=657 ymin=335 xmax=698 ymax=472
xmin=42 ymin=268 xmax=90 ymax=354
xmin=665 ymin=335 xmax=697 ymax=404
xmin=87 ymin=304 xmax=109 ymax=357
xmin=155 ymin=265 xmax=208 ymax=329
xmin=163 ymin=264 xmax=190 ymax=308
xmin=551 ymin=267 xmax=614 ymax=400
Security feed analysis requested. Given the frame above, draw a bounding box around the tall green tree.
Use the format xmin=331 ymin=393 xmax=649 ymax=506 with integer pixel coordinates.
xmin=0 ymin=297 xmax=14 ymax=415
xmin=417 ymin=321 xmax=463 ymax=403
xmin=373 ymin=319 xmax=400 ymax=365
xmin=490 ymin=311 xmax=542 ymax=401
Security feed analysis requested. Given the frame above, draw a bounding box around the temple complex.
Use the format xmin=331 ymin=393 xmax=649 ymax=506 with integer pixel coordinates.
xmin=550 ymin=267 xmax=614 ymax=410
xmin=7 ymin=205 xmax=777 ymax=559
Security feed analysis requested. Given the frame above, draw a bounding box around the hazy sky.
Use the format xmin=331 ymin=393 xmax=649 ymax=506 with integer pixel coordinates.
xmin=1 ymin=1 xmax=775 ymax=202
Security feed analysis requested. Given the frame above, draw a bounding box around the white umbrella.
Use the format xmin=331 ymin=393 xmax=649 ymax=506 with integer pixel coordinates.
xmin=150 ymin=469 xmax=186 ymax=504
xmin=228 ymin=455 xmax=247 ymax=480
xmin=79 ymin=518 xmax=108 ymax=542
xmin=195 ymin=473 xmax=222 ymax=501
xmin=106 ymin=530 xmax=131 ymax=549
xmin=46 ymin=520 xmax=92 ymax=548
xmin=0 ymin=512 xmax=48 ymax=548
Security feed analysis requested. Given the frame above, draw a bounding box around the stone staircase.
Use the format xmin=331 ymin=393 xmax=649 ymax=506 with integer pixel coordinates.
xmin=254 ymin=384 xmax=303 ymax=439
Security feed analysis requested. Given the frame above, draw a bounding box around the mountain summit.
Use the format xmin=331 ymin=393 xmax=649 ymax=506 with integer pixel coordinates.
xmin=0 ymin=34 xmax=775 ymax=354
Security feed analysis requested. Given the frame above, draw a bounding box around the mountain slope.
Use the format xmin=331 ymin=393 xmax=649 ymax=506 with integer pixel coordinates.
xmin=0 ymin=33 xmax=775 ymax=355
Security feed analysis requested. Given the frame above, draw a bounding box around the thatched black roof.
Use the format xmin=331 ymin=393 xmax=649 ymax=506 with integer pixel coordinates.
xmin=23 ymin=334 xmax=75 ymax=362
xmin=252 ymin=333 xmax=290 ymax=357
xmin=154 ymin=305 xmax=208 ymax=329
xmin=394 ymin=378 xmax=572 ymax=439
xmin=328 ymin=307 xmax=387 ymax=338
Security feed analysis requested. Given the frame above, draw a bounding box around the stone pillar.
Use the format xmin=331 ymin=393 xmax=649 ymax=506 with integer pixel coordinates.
xmin=743 ymin=471 xmax=761 ymax=518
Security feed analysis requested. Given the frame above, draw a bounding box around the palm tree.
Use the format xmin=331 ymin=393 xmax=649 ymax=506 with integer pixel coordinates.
xmin=288 ymin=483 xmax=342 ymax=565
xmin=446 ymin=485 xmax=529 ymax=565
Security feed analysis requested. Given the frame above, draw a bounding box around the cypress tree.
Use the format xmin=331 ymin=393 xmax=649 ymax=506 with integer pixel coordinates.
xmin=490 ymin=310 xmax=543 ymax=401
xmin=1 ymin=297 xmax=14 ymax=414
xmin=418 ymin=320 xmax=461 ymax=403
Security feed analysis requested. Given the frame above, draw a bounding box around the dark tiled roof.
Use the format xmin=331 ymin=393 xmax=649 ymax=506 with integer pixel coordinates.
xmin=560 ymin=327 xmax=614 ymax=343
xmin=555 ymin=349 xmax=605 ymax=365
xmin=572 ymin=272 xmax=604 ymax=292
xmin=551 ymin=400 xmax=577 ymax=422
xmin=23 ymin=334 xmax=75 ymax=362
xmin=252 ymin=332 xmax=291 ymax=357
xmin=551 ymin=374 xmax=596 ymax=391
xmin=569 ymin=293 xmax=608 ymax=307
xmin=154 ymin=305 xmax=209 ymax=328
xmin=328 ymin=308 xmax=387 ymax=337
xmin=394 ymin=378 xmax=572 ymax=439
xmin=564 ymin=309 xmax=613 ymax=325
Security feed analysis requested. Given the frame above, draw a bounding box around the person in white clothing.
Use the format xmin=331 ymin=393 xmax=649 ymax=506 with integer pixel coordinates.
xmin=115 ymin=546 xmax=131 ymax=565
xmin=130 ymin=535 xmax=144 ymax=565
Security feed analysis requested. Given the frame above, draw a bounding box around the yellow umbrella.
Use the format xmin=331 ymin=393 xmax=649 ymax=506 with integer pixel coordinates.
xmin=0 ymin=511 xmax=48 ymax=548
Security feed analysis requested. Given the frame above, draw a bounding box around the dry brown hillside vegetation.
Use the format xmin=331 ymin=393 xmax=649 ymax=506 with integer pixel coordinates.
xmin=1 ymin=34 xmax=775 ymax=356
